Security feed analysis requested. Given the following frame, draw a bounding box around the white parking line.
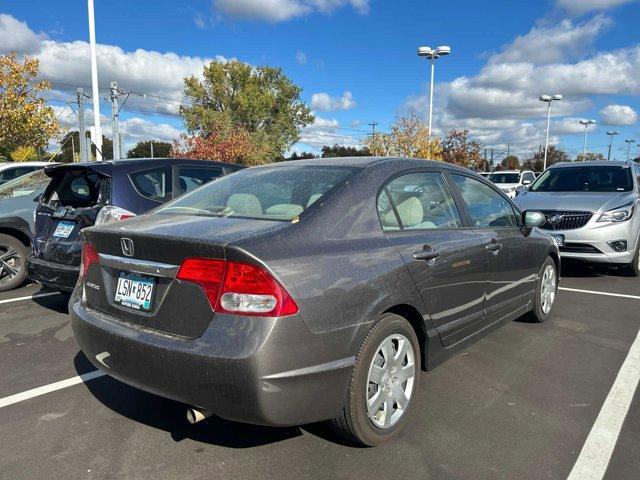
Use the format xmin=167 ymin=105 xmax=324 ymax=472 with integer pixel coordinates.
xmin=559 ymin=287 xmax=640 ymax=301
xmin=0 ymin=370 xmax=106 ymax=409
xmin=0 ymin=292 xmax=62 ymax=305
xmin=567 ymin=328 xmax=640 ymax=480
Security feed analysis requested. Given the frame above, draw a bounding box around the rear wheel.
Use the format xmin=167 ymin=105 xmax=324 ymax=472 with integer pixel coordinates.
xmin=528 ymin=256 xmax=557 ymax=323
xmin=0 ymin=234 xmax=29 ymax=292
xmin=331 ymin=313 xmax=420 ymax=446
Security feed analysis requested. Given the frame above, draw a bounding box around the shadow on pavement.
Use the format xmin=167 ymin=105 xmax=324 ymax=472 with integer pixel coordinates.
xmin=31 ymin=286 xmax=70 ymax=314
xmin=560 ymin=258 xmax=629 ymax=278
xmin=73 ymin=351 xmax=308 ymax=448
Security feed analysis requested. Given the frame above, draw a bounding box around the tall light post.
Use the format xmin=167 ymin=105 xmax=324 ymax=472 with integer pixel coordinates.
xmin=625 ymin=139 xmax=636 ymax=161
xmin=539 ymin=94 xmax=563 ymax=170
xmin=417 ymin=45 xmax=451 ymax=136
xmin=87 ymin=0 xmax=102 ymax=161
xmin=579 ymin=119 xmax=596 ymax=155
xmin=607 ymin=131 xmax=619 ymax=161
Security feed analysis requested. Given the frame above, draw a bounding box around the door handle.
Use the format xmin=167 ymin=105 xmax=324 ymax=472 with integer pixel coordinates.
xmin=413 ymin=249 xmax=440 ymax=261
xmin=485 ymin=239 xmax=503 ymax=252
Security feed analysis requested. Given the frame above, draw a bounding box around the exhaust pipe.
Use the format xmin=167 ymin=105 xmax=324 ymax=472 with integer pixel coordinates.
xmin=186 ymin=407 xmax=212 ymax=424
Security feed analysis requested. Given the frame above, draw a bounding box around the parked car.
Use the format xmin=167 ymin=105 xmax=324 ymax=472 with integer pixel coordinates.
xmin=0 ymin=169 xmax=53 ymax=291
xmin=27 ymin=158 xmax=242 ymax=292
xmin=488 ymin=170 xmax=536 ymax=198
xmin=515 ymin=160 xmax=640 ymax=276
xmin=71 ymin=157 xmax=558 ymax=446
xmin=0 ymin=161 xmax=52 ymax=186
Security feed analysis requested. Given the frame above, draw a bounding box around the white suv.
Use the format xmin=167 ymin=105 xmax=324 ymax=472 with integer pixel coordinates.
xmin=488 ymin=170 xmax=536 ymax=198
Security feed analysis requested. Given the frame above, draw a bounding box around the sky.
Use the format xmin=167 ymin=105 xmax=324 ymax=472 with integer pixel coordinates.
xmin=1 ymin=0 xmax=639 ymax=161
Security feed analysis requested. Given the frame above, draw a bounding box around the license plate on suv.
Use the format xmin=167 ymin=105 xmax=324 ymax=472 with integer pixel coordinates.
xmin=550 ymin=233 xmax=565 ymax=247
xmin=114 ymin=272 xmax=155 ymax=311
xmin=53 ymin=221 xmax=75 ymax=238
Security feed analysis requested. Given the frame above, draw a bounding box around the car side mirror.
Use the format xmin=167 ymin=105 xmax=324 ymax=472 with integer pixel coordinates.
xmin=523 ymin=211 xmax=545 ymax=228
xmin=522 ymin=179 xmax=532 ymax=185
xmin=33 ymin=194 xmax=41 ymax=203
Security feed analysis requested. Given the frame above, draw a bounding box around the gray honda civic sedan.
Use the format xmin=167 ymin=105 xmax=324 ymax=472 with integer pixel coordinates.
xmin=70 ymin=157 xmax=558 ymax=446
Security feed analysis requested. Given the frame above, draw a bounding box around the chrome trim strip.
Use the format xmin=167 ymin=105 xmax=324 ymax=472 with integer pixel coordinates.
xmin=261 ymin=356 xmax=356 ymax=380
xmin=98 ymin=253 xmax=179 ymax=277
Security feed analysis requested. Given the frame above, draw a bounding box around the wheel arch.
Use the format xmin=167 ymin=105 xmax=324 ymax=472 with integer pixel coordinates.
xmin=382 ymin=303 xmax=428 ymax=371
xmin=0 ymin=226 xmax=30 ymax=248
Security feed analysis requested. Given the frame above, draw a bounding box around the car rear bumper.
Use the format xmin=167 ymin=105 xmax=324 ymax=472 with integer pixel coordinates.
xmin=26 ymin=256 xmax=79 ymax=291
xmin=70 ymin=293 xmax=356 ymax=427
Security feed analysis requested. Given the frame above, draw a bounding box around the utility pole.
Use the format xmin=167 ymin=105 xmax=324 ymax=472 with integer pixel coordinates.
xmin=506 ymin=144 xmax=511 ymax=157
xmin=368 ymin=121 xmax=378 ymax=139
xmin=490 ymin=148 xmax=494 ymax=172
xmin=76 ymin=88 xmax=88 ymax=163
xmin=88 ymin=0 xmax=102 ymax=161
xmin=71 ymin=134 xmax=76 ymax=162
xmin=110 ymin=81 xmax=120 ymax=160
xmin=150 ymin=140 xmax=154 ymax=158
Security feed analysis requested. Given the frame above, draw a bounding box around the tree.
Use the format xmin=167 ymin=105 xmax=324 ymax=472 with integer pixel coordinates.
xmin=501 ymin=155 xmax=519 ymax=170
xmin=179 ymin=60 xmax=314 ymax=164
xmin=321 ymin=144 xmax=370 ymax=158
xmin=91 ymin=135 xmax=112 ymax=160
xmin=575 ymin=152 xmax=605 ymax=162
xmin=442 ymin=129 xmax=484 ymax=169
xmin=364 ymin=113 xmax=443 ymax=160
xmin=127 ymin=140 xmax=172 ymax=158
xmin=10 ymin=145 xmax=38 ymax=162
xmin=287 ymin=151 xmax=317 ymax=160
xmin=55 ymin=131 xmax=80 ymax=163
xmin=171 ymin=129 xmax=260 ymax=165
xmin=522 ymin=145 xmax=570 ymax=171
xmin=0 ymin=52 xmax=60 ymax=157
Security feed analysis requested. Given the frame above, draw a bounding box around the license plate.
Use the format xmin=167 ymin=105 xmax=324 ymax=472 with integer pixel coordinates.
xmin=114 ymin=273 xmax=155 ymax=311
xmin=550 ymin=233 xmax=565 ymax=247
xmin=53 ymin=221 xmax=75 ymax=238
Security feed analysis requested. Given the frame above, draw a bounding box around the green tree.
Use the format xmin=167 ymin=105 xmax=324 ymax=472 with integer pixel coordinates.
xmin=321 ymin=144 xmax=370 ymax=158
xmin=501 ymin=155 xmax=519 ymax=170
xmin=55 ymin=131 xmax=80 ymax=163
xmin=127 ymin=140 xmax=172 ymax=158
xmin=0 ymin=52 xmax=60 ymax=157
xmin=522 ymin=145 xmax=570 ymax=171
xmin=179 ymin=60 xmax=314 ymax=164
xmin=364 ymin=113 xmax=443 ymax=160
xmin=575 ymin=152 xmax=606 ymax=162
xmin=442 ymin=129 xmax=484 ymax=169
xmin=287 ymin=151 xmax=317 ymax=160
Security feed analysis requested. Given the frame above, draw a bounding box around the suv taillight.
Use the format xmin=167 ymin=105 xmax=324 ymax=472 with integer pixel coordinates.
xmin=80 ymin=242 xmax=99 ymax=279
xmin=176 ymin=258 xmax=298 ymax=317
xmin=95 ymin=205 xmax=136 ymax=226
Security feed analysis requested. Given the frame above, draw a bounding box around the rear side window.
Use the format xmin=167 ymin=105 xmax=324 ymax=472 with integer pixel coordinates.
xmin=379 ymin=172 xmax=462 ymax=230
xmin=0 ymin=166 xmax=36 ymax=184
xmin=178 ymin=167 xmax=224 ymax=195
xmin=522 ymin=171 xmax=535 ymax=183
xmin=452 ymin=174 xmax=517 ymax=228
xmin=45 ymin=170 xmax=105 ymax=208
xmin=130 ymin=167 xmax=172 ymax=202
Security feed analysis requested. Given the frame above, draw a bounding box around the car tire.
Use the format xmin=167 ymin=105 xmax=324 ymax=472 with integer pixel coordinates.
xmin=624 ymin=241 xmax=640 ymax=277
xmin=0 ymin=234 xmax=29 ymax=292
xmin=331 ymin=313 xmax=420 ymax=446
xmin=527 ymin=256 xmax=557 ymax=323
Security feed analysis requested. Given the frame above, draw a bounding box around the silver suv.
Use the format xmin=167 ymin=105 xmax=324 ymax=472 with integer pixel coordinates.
xmin=514 ymin=161 xmax=640 ymax=276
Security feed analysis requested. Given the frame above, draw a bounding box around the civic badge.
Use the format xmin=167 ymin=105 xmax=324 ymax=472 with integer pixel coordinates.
xmin=120 ymin=237 xmax=134 ymax=257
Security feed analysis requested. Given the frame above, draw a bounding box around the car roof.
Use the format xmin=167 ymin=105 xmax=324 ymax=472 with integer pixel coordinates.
xmin=551 ymin=160 xmax=632 ymax=168
xmin=255 ymin=156 xmax=474 ymax=173
xmin=0 ymin=161 xmax=54 ymax=169
xmin=43 ymin=158 xmax=242 ymax=176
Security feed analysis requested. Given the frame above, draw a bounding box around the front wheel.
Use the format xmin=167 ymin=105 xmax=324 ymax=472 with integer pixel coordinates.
xmin=331 ymin=313 xmax=420 ymax=446
xmin=0 ymin=234 xmax=29 ymax=292
xmin=624 ymin=241 xmax=640 ymax=277
xmin=528 ymin=256 xmax=557 ymax=323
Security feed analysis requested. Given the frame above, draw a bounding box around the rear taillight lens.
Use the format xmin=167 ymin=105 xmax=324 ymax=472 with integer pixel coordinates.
xmin=95 ymin=205 xmax=136 ymax=226
xmin=176 ymin=258 xmax=298 ymax=317
xmin=80 ymin=242 xmax=99 ymax=279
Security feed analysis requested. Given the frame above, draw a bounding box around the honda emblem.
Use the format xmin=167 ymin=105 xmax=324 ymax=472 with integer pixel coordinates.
xmin=120 ymin=238 xmax=134 ymax=257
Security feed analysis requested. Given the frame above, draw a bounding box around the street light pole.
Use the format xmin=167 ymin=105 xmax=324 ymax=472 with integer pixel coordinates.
xmin=579 ymin=119 xmax=596 ymax=155
xmin=625 ymin=139 xmax=636 ymax=161
xmin=539 ymin=94 xmax=563 ymax=171
xmin=607 ymin=131 xmax=619 ymax=161
xmin=87 ymin=0 xmax=102 ymax=161
xmin=418 ymin=45 xmax=451 ymax=136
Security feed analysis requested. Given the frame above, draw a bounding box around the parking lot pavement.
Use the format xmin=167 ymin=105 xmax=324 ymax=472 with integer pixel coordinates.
xmin=0 ymin=272 xmax=638 ymax=480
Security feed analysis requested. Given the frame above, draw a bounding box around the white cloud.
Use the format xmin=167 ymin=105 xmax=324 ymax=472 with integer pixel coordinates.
xmin=193 ymin=12 xmax=207 ymax=29
xmin=0 ymin=13 xmax=46 ymax=54
xmin=298 ymin=115 xmax=361 ymax=149
xmin=600 ymin=104 xmax=638 ymax=125
xmin=296 ymin=50 xmax=307 ymax=65
xmin=214 ymin=0 xmax=369 ymax=22
xmin=311 ymin=91 xmax=356 ymax=111
xmin=556 ymin=0 xmax=638 ymax=15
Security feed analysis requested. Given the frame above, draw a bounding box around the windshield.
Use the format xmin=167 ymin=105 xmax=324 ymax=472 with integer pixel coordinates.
xmin=0 ymin=169 xmax=50 ymax=199
xmin=531 ymin=166 xmax=633 ymax=192
xmin=156 ymin=165 xmax=359 ymax=220
xmin=489 ymin=173 xmax=520 ymax=184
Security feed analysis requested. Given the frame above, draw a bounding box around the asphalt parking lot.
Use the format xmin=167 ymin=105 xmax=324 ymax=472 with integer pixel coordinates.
xmin=0 ymin=261 xmax=638 ymax=480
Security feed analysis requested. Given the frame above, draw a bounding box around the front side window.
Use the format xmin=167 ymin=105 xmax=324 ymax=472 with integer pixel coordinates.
xmin=0 ymin=166 xmax=36 ymax=184
xmin=130 ymin=167 xmax=172 ymax=202
xmin=157 ymin=165 xmax=358 ymax=221
xmin=522 ymin=172 xmax=535 ymax=183
xmin=531 ymin=166 xmax=633 ymax=192
xmin=452 ymin=174 xmax=517 ymax=228
xmin=0 ymin=169 xmax=49 ymax=199
xmin=379 ymin=172 xmax=462 ymax=230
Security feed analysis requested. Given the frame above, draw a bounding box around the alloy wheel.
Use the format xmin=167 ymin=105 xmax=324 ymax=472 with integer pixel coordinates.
xmin=366 ymin=334 xmax=416 ymax=429
xmin=0 ymin=244 xmax=22 ymax=287
xmin=540 ymin=264 xmax=556 ymax=314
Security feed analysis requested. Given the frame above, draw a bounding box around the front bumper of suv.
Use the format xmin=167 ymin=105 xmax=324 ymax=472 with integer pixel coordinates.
xmin=26 ymin=255 xmax=80 ymax=291
xmin=544 ymin=220 xmax=637 ymax=264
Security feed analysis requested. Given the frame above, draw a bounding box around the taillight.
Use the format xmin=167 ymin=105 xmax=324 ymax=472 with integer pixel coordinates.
xmin=176 ymin=258 xmax=298 ymax=317
xmin=80 ymin=242 xmax=99 ymax=279
xmin=95 ymin=205 xmax=136 ymax=226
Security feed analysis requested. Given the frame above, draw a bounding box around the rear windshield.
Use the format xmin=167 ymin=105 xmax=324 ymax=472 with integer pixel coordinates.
xmin=0 ymin=169 xmax=50 ymax=199
xmin=44 ymin=169 xmax=109 ymax=208
xmin=531 ymin=166 xmax=633 ymax=192
xmin=157 ymin=165 xmax=358 ymax=221
xmin=489 ymin=173 xmax=520 ymax=184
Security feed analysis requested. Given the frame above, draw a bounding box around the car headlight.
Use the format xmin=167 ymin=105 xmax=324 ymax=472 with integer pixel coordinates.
xmin=597 ymin=202 xmax=635 ymax=223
